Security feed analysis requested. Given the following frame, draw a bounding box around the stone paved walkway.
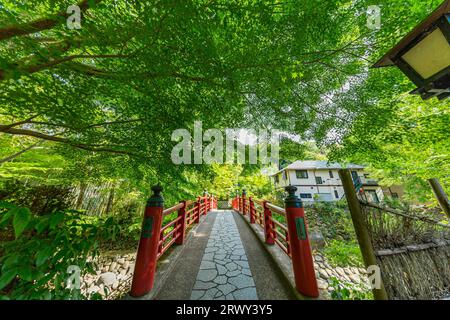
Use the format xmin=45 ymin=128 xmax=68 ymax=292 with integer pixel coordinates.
xmin=190 ymin=211 xmax=258 ymax=300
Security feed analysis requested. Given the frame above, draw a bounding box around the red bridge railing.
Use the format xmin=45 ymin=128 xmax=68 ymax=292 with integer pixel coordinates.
xmin=130 ymin=187 xmax=217 ymax=297
xmin=232 ymin=187 xmax=319 ymax=298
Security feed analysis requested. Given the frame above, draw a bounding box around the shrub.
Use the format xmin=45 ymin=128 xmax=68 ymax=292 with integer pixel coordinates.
xmin=322 ymin=239 xmax=364 ymax=267
xmin=0 ymin=180 xmax=75 ymax=215
xmin=0 ymin=201 xmax=118 ymax=300
xmin=329 ymin=277 xmax=373 ymax=300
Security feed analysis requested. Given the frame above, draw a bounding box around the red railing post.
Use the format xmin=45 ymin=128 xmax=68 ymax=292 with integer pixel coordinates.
xmin=175 ymin=200 xmax=186 ymax=245
xmin=195 ymin=196 xmax=201 ymax=223
xmin=263 ymin=201 xmax=275 ymax=245
xmin=130 ymin=185 xmax=164 ymax=297
xmin=284 ymin=186 xmax=319 ymax=298
xmin=203 ymin=190 xmax=209 ymax=214
xmin=249 ymin=197 xmax=255 ymax=224
xmin=242 ymin=189 xmax=247 ymax=216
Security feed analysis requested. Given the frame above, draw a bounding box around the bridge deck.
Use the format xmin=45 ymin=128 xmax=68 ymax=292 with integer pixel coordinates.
xmin=155 ymin=210 xmax=297 ymax=300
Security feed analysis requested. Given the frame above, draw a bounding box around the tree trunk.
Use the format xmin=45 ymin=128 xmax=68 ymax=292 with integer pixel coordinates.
xmin=428 ymin=178 xmax=450 ymax=219
xmin=105 ymin=184 xmax=115 ymax=215
xmin=76 ymin=182 xmax=87 ymax=210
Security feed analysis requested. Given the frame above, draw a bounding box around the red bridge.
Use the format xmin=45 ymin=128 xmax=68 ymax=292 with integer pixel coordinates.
xmin=128 ymin=185 xmax=320 ymax=300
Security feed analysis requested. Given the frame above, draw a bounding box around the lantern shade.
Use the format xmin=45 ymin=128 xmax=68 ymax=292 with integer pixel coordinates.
xmin=401 ymin=28 xmax=450 ymax=79
xmin=372 ymin=1 xmax=450 ymax=100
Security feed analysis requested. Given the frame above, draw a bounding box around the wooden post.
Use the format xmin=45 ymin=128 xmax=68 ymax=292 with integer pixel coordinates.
xmin=428 ymin=178 xmax=450 ymax=219
xmin=249 ymin=197 xmax=255 ymax=224
xmin=339 ymin=169 xmax=388 ymax=300
xmin=175 ymin=200 xmax=186 ymax=245
xmin=242 ymin=189 xmax=247 ymax=216
xmin=195 ymin=196 xmax=201 ymax=223
xmin=263 ymin=201 xmax=275 ymax=245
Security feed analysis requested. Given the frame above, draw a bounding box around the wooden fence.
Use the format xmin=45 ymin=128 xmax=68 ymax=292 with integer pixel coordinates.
xmin=340 ymin=169 xmax=450 ymax=300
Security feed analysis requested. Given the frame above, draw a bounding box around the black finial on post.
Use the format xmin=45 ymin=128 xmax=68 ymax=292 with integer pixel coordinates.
xmin=203 ymin=189 xmax=208 ymax=196
xmin=285 ymin=186 xmax=302 ymax=208
xmin=242 ymin=188 xmax=247 ymax=196
xmin=147 ymin=185 xmax=164 ymax=207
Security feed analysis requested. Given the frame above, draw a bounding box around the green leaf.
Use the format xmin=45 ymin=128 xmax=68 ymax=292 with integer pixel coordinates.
xmin=36 ymin=246 xmax=53 ymax=267
xmin=49 ymin=212 xmax=65 ymax=229
xmin=0 ymin=207 xmax=16 ymax=225
xmin=1 ymin=255 xmax=20 ymax=273
xmin=18 ymin=266 xmax=33 ymax=282
xmin=0 ymin=201 xmax=15 ymax=210
xmin=0 ymin=270 xmax=17 ymax=291
xmin=13 ymin=207 xmax=31 ymax=238
xmin=35 ymin=217 xmax=49 ymax=234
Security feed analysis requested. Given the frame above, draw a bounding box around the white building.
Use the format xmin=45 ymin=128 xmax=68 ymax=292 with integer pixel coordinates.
xmin=271 ymin=160 xmax=384 ymax=203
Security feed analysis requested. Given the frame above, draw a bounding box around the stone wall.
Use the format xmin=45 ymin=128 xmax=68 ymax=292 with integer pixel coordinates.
xmin=313 ymin=252 xmax=370 ymax=295
xmin=81 ymin=251 xmax=136 ymax=299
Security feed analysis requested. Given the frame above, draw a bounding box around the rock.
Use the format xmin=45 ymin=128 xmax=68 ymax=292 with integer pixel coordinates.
xmin=98 ymin=272 xmax=117 ymax=286
xmin=228 ymin=275 xmax=255 ymax=289
xmin=349 ymin=274 xmax=360 ymax=283
xmin=335 ymin=267 xmax=346 ymax=277
xmin=123 ymin=261 xmax=130 ymax=270
xmin=109 ymin=262 xmax=118 ymax=272
xmin=88 ymin=285 xmax=100 ymax=294
xmin=344 ymin=268 xmax=353 ymax=275
xmin=214 ymin=276 xmax=228 ymax=285
xmin=314 ymin=254 xmax=323 ymax=262
xmin=117 ymin=258 xmax=125 ymax=265
xmin=112 ymin=281 xmax=119 ymax=290
xmin=309 ymin=231 xmax=326 ymax=249
xmin=317 ymin=279 xmax=329 ymax=290
xmin=319 ymin=269 xmax=329 ymax=279
xmin=197 ymin=269 xmax=217 ymax=282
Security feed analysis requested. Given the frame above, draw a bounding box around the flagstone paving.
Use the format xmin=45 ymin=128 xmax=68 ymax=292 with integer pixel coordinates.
xmin=190 ymin=211 xmax=258 ymax=300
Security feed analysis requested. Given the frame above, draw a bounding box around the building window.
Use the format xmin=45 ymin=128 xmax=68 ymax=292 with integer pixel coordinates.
xmin=334 ymin=190 xmax=339 ymax=199
xmin=282 ymin=171 xmax=287 ymax=180
xmin=296 ymin=170 xmax=308 ymax=179
xmin=329 ymin=170 xmax=334 ymax=178
xmin=366 ymin=190 xmax=380 ymax=203
xmin=300 ymin=193 xmax=312 ymax=199
xmin=315 ymin=177 xmax=323 ymax=184
xmin=274 ymin=175 xmax=279 ymax=184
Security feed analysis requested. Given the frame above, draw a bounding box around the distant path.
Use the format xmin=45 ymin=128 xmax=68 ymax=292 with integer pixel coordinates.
xmin=190 ymin=210 xmax=258 ymax=300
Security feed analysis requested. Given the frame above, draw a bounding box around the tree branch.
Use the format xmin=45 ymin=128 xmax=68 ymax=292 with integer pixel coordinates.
xmin=0 ymin=115 xmax=39 ymax=132
xmin=0 ymin=141 xmax=42 ymax=165
xmin=0 ymin=0 xmax=102 ymax=41
xmin=0 ymin=127 xmax=135 ymax=156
